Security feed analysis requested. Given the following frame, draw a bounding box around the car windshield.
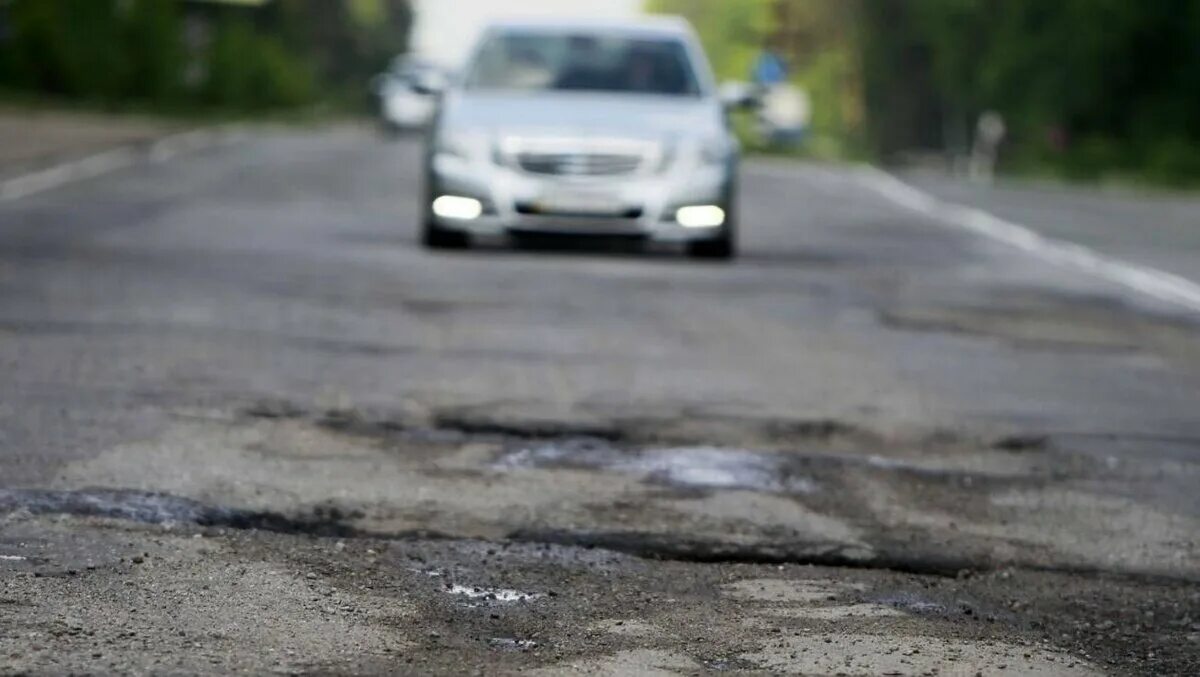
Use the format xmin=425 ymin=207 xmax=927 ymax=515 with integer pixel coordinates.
xmin=465 ymin=31 xmax=701 ymax=97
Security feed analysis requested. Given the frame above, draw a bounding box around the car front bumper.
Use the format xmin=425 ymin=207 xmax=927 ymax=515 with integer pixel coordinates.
xmin=427 ymin=155 xmax=734 ymax=242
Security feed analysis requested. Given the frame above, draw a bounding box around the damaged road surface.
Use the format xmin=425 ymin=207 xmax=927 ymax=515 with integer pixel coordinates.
xmin=2 ymin=129 xmax=1199 ymax=675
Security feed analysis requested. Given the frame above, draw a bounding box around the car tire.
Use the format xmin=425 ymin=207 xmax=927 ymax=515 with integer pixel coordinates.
xmin=687 ymin=232 xmax=735 ymax=260
xmin=422 ymin=220 xmax=469 ymax=250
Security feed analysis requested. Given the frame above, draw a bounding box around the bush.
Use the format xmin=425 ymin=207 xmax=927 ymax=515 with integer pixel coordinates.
xmin=123 ymin=0 xmax=185 ymax=102
xmin=0 ymin=0 xmax=317 ymax=112
xmin=3 ymin=0 xmax=129 ymax=100
xmin=202 ymin=20 xmax=315 ymax=111
xmin=1141 ymin=140 xmax=1200 ymax=188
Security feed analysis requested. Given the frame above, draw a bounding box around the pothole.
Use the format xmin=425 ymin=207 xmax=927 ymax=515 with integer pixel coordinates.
xmin=0 ymin=488 xmax=364 ymax=537
xmin=239 ymin=401 xmax=885 ymax=450
xmin=488 ymin=637 xmax=538 ymax=651
xmin=495 ymin=440 xmax=819 ymax=495
xmin=870 ymin=592 xmax=950 ymax=616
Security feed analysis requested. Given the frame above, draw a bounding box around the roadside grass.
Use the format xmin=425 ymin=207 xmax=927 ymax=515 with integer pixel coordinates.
xmin=0 ymin=87 xmax=369 ymax=128
xmin=730 ymin=110 xmax=870 ymax=164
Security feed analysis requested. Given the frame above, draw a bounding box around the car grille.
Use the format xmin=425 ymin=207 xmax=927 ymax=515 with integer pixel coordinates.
xmin=516 ymin=152 xmax=644 ymax=177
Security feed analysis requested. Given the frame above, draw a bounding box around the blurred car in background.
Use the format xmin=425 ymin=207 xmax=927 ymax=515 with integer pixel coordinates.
xmin=756 ymin=83 xmax=810 ymax=147
xmin=420 ymin=17 xmax=741 ymax=259
xmin=371 ymin=56 xmax=445 ymax=133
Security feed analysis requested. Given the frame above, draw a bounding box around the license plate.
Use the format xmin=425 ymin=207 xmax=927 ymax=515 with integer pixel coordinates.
xmin=534 ymin=190 xmax=623 ymax=215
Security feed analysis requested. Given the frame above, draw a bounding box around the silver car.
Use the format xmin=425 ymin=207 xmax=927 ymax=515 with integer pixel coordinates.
xmin=421 ymin=17 xmax=739 ymax=259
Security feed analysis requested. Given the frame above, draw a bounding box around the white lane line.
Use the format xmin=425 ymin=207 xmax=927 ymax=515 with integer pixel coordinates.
xmin=854 ymin=166 xmax=1200 ymax=314
xmin=0 ymin=147 xmax=136 ymax=201
xmin=0 ymin=555 xmax=26 ymax=561
xmin=0 ymin=127 xmax=239 ymax=202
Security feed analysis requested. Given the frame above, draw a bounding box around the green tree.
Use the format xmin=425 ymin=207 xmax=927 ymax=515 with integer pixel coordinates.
xmin=202 ymin=19 xmax=314 ymax=110
xmin=650 ymin=0 xmax=867 ymax=155
xmin=0 ymin=0 xmax=412 ymax=113
xmin=4 ymin=0 xmax=128 ymax=100
xmin=646 ymin=0 xmax=773 ymax=81
xmin=123 ymin=0 xmax=185 ymax=102
xmin=855 ymin=0 xmax=1200 ymax=183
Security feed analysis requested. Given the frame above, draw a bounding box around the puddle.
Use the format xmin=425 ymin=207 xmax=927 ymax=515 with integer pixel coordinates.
xmin=0 ymin=488 xmax=222 ymax=524
xmin=445 ymin=584 xmax=541 ymax=603
xmin=0 ymin=488 xmax=361 ymax=537
xmin=636 ymin=447 xmax=817 ymax=494
xmin=495 ymin=437 xmax=1019 ymax=494
xmin=496 ymin=440 xmax=817 ymax=494
xmin=488 ymin=637 xmax=538 ymax=651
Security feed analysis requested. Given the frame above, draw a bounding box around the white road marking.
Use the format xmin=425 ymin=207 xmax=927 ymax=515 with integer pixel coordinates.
xmin=0 ymin=555 xmax=27 ymax=561
xmin=853 ymin=166 xmax=1200 ymax=314
xmin=0 ymin=128 xmax=239 ymax=202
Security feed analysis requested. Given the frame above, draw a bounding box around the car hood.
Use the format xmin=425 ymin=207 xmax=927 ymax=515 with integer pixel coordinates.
xmin=440 ymin=91 xmax=725 ymax=142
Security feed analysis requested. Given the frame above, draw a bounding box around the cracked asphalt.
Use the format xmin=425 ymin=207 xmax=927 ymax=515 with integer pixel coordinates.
xmin=1 ymin=125 xmax=1199 ymax=675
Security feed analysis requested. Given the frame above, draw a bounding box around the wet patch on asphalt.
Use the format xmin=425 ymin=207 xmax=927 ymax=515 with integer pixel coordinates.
xmin=272 ymin=530 xmax=1192 ymax=675
xmin=505 ymin=527 xmax=971 ymax=577
xmin=0 ymin=485 xmax=1043 ymax=580
xmin=487 ymin=637 xmax=538 ymax=652
xmin=494 ymin=441 xmax=819 ymax=495
xmin=491 ymin=434 xmax=1047 ymax=495
xmin=444 ymin=584 xmax=543 ymax=604
xmin=242 ymin=398 xmax=1070 ymax=467
xmin=36 ymin=402 xmax=1197 ymax=587
xmin=241 ymin=399 xmax=894 ymax=450
xmin=3 ymin=507 xmax=1197 ymax=674
xmin=0 ymin=487 xmax=366 ymax=538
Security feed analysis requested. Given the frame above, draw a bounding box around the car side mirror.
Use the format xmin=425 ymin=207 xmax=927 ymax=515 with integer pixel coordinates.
xmin=719 ymin=81 xmax=758 ymax=110
xmin=412 ymin=70 xmax=448 ymax=96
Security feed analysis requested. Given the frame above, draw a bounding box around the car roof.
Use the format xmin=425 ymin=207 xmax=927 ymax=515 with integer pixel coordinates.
xmin=483 ymin=15 xmax=695 ymax=40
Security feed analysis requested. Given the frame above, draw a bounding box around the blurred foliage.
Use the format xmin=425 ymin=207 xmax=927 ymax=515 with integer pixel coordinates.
xmin=347 ymin=0 xmax=386 ymax=28
xmin=1 ymin=0 xmax=129 ymax=99
xmin=202 ymin=19 xmax=314 ymax=110
xmin=648 ymin=0 xmax=865 ymax=161
xmin=866 ymin=0 xmax=1200 ymax=186
xmin=0 ymin=0 xmax=412 ymax=113
xmin=646 ymin=0 xmax=773 ymax=82
xmin=652 ymin=0 xmax=1200 ymax=186
xmin=124 ymin=0 xmax=187 ymax=102
xmin=270 ymin=0 xmax=411 ymax=93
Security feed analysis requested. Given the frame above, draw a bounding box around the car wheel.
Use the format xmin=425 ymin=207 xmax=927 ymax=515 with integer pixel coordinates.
xmin=687 ymin=232 xmax=735 ymax=260
xmin=422 ymin=220 xmax=469 ymax=250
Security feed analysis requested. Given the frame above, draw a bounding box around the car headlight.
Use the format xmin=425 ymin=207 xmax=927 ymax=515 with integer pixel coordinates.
xmin=676 ymin=205 xmax=726 ymax=228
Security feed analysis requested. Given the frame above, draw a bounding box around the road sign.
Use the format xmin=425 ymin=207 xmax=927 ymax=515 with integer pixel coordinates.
xmin=753 ymin=51 xmax=788 ymax=86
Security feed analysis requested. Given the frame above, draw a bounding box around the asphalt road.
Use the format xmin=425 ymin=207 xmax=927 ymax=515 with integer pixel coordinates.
xmin=904 ymin=170 xmax=1200 ymax=286
xmin=1 ymin=126 xmax=1198 ymax=675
